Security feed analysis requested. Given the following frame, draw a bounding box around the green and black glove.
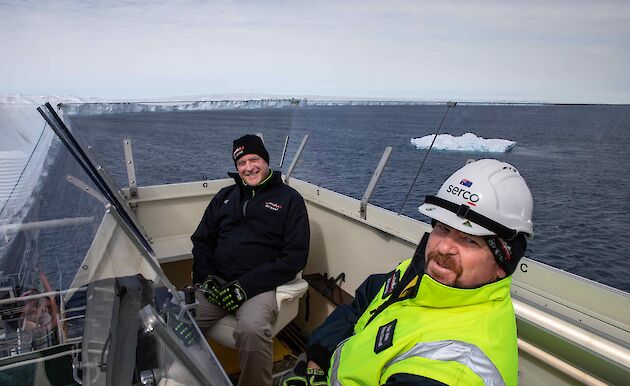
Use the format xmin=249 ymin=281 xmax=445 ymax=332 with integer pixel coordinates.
xmin=200 ymin=275 xmax=225 ymax=306
xmin=280 ymin=365 xmax=327 ymax=386
xmin=173 ymin=320 xmax=197 ymax=347
xmin=217 ymin=280 xmax=247 ymax=312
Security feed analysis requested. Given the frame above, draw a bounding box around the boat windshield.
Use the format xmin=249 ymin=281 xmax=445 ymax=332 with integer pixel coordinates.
xmin=0 ymin=103 xmax=230 ymax=386
xmin=64 ymin=100 xmax=630 ymax=294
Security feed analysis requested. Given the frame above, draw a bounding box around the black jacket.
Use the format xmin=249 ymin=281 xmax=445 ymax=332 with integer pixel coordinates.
xmin=191 ymin=171 xmax=310 ymax=298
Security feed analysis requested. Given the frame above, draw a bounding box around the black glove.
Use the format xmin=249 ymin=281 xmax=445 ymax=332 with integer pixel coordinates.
xmin=200 ymin=275 xmax=225 ymax=306
xmin=217 ymin=281 xmax=247 ymax=312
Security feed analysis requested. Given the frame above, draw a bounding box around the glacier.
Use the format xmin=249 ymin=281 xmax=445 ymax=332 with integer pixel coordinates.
xmin=0 ymin=94 xmax=501 ymax=117
xmin=410 ymin=133 xmax=515 ymax=153
xmin=53 ymin=98 xmax=438 ymax=115
xmin=0 ymin=94 xmax=545 ymax=117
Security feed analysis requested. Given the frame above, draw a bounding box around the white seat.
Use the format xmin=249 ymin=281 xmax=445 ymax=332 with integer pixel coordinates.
xmin=206 ymin=277 xmax=309 ymax=348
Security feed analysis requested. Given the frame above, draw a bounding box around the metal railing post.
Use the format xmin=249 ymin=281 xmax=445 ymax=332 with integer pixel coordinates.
xmin=284 ymin=135 xmax=309 ymax=184
xmin=66 ymin=175 xmax=108 ymax=204
xmin=360 ymin=147 xmax=392 ymax=220
xmin=123 ymin=139 xmax=138 ymax=199
xmin=279 ymin=135 xmax=290 ymax=167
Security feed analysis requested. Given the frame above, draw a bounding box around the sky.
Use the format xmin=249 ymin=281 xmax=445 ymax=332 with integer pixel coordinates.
xmin=1 ymin=0 xmax=629 ymax=103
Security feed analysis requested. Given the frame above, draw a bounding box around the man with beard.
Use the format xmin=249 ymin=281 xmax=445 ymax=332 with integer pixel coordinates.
xmin=283 ymin=159 xmax=532 ymax=386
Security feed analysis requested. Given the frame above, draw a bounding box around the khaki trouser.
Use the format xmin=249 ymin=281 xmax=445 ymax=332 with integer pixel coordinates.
xmin=195 ymin=290 xmax=278 ymax=386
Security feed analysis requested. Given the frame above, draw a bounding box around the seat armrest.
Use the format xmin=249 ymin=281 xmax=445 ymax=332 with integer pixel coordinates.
xmin=276 ymin=278 xmax=308 ymax=302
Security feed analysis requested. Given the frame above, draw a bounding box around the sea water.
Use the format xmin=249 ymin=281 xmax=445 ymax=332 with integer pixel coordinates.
xmin=65 ymin=104 xmax=630 ymax=292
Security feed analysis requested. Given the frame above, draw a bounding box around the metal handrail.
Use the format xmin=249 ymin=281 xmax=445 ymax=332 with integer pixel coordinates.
xmin=0 ymin=287 xmax=87 ymax=306
xmin=513 ymin=299 xmax=630 ymax=381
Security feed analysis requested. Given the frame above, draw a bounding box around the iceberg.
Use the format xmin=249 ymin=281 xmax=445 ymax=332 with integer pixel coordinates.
xmin=410 ymin=132 xmax=515 ymax=153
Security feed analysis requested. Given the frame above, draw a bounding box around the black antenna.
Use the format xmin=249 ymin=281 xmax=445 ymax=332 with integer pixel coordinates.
xmin=398 ymin=101 xmax=457 ymax=215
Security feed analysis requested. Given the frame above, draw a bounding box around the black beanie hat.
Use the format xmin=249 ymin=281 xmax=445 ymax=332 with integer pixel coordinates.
xmin=232 ymin=134 xmax=270 ymax=165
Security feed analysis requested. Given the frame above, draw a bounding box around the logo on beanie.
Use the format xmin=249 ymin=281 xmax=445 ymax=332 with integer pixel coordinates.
xmin=233 ymin=146 xmax=245 ymax=160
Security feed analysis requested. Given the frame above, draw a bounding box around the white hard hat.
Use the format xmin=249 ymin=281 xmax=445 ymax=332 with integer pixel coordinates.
xmin=418 ymin=159 xmax=534 ymax=240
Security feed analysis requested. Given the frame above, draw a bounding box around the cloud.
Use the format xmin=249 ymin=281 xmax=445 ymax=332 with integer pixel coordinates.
xmin=1 ymin=0 xmax=628 ymax=102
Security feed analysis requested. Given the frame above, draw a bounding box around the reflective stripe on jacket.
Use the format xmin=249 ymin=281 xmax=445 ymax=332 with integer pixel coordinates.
xmin=328 ymin=258 xmax=518 ymax=386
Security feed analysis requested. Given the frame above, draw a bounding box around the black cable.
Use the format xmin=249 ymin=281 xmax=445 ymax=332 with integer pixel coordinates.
xmin=397 ymin=101 xmax=457 ymax=215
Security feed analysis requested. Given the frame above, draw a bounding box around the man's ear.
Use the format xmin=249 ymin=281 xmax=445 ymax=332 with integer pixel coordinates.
xmin=497 ymin=267 xmax=507 ymax=280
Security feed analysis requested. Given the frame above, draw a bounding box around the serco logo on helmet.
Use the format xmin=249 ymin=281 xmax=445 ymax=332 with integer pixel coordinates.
xmin=446 ymin=184 xmax=480 ymax=206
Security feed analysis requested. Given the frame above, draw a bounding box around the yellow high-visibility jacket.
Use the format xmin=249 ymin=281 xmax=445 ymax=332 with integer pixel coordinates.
xmin=328 ymin=258 xmax=518 ymax=386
